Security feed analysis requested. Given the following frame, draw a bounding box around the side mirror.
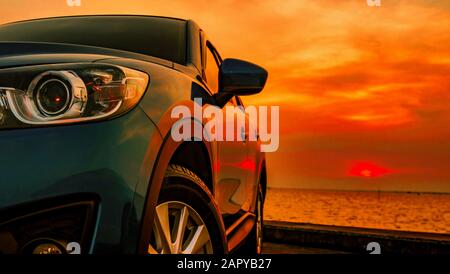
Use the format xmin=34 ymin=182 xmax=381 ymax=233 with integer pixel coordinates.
xmin=219 ymin=58 xmax=268 ymax=96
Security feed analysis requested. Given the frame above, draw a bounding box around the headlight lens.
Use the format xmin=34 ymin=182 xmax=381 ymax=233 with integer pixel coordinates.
xmin=0 ymin=63 xmax=149 ymax=128
xmin=36 ymin=77 xmax=72 ymax=116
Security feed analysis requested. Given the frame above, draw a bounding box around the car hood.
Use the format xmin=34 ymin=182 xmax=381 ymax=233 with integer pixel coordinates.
xmin=0 ymin=42 xmax=123 ymax=68
xmin=0 ymin=41 xmax=172 ymax=69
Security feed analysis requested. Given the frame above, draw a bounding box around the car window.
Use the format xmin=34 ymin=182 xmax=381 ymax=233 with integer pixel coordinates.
xmin=204 ymin=43 xmax=220 ymax=93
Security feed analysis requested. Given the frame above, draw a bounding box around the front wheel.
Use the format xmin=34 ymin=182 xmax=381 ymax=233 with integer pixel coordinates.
xmin=148 ymin=165 xmax=227 ymax=254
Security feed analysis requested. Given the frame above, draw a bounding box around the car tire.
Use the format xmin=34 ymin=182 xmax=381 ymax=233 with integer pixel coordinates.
xmin=148 ymin=164 xmax=227 ymax=254
xmin=239 ymin=184 xmax=264 ymax=254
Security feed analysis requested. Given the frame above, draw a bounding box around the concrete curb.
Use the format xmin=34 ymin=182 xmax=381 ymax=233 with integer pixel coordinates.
xmin=263 ymin=221 xmax=450 ymax=254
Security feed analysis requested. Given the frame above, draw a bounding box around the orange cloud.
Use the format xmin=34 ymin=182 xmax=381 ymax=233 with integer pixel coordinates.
xmin=1 ymin=0 xmax=450 ymax=192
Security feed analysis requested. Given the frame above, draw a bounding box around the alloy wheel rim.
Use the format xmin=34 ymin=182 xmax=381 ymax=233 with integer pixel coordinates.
xmin=256 ymin=195 xmax=263 ymax=254
xmin=148 ymin=201 xmax=213 ymax=254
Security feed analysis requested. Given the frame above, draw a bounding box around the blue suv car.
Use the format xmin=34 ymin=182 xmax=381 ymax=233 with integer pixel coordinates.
xmin=0 ymin=15 xmax=268 ymax=254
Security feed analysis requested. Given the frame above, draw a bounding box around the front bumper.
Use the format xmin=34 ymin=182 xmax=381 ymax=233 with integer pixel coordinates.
xmin=0 ymin=107 xmax=159 ymax=254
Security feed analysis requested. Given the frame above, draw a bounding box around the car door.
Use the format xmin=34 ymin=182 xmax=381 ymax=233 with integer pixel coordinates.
xmin=202 ymin=39 xmax=250 ymax=215
xmin=236 ymin=96 xmax=260 ymax=213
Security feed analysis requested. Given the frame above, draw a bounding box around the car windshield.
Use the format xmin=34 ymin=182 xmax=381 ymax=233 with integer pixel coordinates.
xmin=0 ymin=15 xmax=187 ymax=65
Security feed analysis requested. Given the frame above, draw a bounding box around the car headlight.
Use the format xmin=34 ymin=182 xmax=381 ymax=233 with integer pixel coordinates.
xmin=0 ymin=63 xmax=149 ymax=129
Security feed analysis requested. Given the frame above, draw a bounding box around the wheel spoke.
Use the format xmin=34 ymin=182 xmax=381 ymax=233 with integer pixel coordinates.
xmin=147 ymin=243 xmax=159 ymax=254
xmin=174 ymin=206 xmax=189 ymax=253
xmin=183 ymin=225 xmax=210 ymax=254
xmin=154 ymin=202 xmax=173 ymax=253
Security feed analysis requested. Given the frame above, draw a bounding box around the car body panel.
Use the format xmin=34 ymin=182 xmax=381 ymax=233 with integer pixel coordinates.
xmin=0 ymin=105 xmax=161 ymax=253
xmin=215 ymin=100 xmax=251 ymax=214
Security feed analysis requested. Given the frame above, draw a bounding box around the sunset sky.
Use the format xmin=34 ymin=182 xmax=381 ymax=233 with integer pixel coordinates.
xmin=1 ymin=0 xmax=450 ymax=192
